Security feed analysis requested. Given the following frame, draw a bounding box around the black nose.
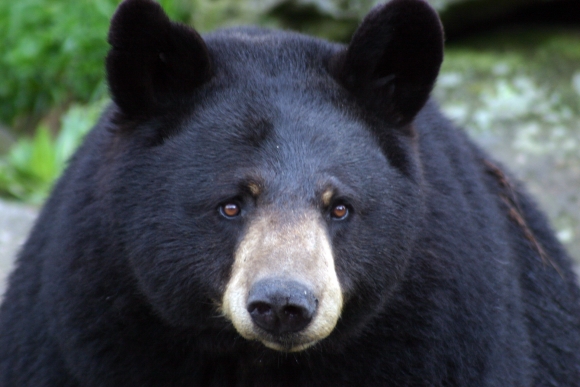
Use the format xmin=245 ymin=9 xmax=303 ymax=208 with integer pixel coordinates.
xmin=247 ymin=278 xmax=317 ymax=335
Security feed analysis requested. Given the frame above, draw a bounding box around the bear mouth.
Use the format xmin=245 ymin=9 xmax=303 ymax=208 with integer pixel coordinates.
xmin=256 ymin=332 xmax=319 ymax=352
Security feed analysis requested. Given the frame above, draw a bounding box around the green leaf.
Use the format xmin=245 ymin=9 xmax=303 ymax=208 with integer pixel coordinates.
xmin=29 ymin=125 xmax=57 ymax=183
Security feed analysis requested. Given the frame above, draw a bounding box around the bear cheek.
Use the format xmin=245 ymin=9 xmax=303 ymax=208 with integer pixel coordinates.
xmin=221 ymin=210 xmax=343 ymax=352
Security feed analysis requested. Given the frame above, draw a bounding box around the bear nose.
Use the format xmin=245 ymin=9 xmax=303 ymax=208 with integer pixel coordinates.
xmin=247 ymin=278 xmax=317 ymax=335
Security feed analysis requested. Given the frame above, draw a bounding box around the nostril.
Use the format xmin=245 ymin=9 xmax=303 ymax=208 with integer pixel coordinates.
xmin=247 ymin=300 xmax=278 ymax=334
xmin=283 ymin=305 xmax=305 ymax=319
xmin=248 ymin=301 xmax=272 ymax=316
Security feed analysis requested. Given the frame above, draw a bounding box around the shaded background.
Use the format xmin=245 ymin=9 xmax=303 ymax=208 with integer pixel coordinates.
xmin=1 ymin=0 xmax=579 ymax=295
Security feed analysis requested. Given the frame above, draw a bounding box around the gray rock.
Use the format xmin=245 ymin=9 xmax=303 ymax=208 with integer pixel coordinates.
xmin=0 ymin=201 xmax=37 ymax=299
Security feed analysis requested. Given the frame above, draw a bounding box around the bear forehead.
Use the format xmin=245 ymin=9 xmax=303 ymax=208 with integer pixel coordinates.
xmin=203 ymin=27 xmax=340 ymax=77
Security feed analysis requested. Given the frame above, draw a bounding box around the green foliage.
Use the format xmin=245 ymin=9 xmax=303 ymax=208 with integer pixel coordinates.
xmin=0 ymin=100 xmax=108 ymax=203
xmin=0 ymin=0 xmax=192 ymax=130
xmin=0 ymin=0 xmax=110 ymax=128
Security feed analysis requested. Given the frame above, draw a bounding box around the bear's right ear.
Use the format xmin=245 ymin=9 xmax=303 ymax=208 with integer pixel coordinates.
xmin=106 ymin=0 xmax=212 ymax=118
xmin=330 ymin=0 xmax=443 ymax=128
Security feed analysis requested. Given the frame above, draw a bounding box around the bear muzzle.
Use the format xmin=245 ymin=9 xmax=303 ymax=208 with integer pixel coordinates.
xmin=221 ymin=209 xmax=343 ymax=352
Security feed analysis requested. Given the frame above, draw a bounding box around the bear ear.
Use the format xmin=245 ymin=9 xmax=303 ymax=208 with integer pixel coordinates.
xmin=330 ymin=0 xmax=444 ymax=127
xmin=106 ymin=0 xmax=212 ymax=118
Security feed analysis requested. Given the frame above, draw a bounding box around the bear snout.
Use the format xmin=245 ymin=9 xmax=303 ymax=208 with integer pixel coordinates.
xmin=221 ymin=208 xmax=343 ymax=352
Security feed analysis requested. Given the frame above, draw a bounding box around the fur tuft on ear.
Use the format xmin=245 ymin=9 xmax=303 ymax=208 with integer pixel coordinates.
xmin=330 ymin=0 xmax=444 ymax=127
xmin=106 ymin=0 xmax=212 ymax=117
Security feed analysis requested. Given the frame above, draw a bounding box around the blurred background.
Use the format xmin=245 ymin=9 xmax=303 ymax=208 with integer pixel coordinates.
xmin=0 ymin=0 xmax=579 ymax=292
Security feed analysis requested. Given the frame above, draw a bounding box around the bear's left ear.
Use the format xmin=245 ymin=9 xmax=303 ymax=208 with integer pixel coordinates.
xmin=106 ymin=0 xmax=212 ymax=118
xmin=330 ymin=0 xmax=444 ymax=127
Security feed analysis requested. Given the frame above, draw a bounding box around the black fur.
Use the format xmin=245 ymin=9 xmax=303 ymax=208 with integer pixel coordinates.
xmin=1 ymin=0 xmax=579 ymax=386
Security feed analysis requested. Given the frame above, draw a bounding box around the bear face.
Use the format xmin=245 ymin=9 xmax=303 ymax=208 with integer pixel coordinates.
xmin=103 ymin=0 xmax=442 ymax=353
xmin=110 ymin=35 xmax=426 ymax=354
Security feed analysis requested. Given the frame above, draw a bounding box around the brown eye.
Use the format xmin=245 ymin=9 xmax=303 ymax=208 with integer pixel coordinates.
xmin=220 ymin=203 xmax=241 ymax=218
xmin=331 ymin=204 xmax=348 ymax=220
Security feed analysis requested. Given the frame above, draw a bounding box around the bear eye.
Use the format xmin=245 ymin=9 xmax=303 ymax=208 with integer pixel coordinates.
xmin=331 ymin=204 xmax=349 ymax=220
xmin=220 ymin=203 xmax=241 ymax=218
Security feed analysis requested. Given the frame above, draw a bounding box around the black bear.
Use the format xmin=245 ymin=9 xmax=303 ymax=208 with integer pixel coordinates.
xmin=1 ymin=0 xmax=579 ymax=385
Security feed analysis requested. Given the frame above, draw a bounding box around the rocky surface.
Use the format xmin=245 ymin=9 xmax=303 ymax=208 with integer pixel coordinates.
xmin=0 ymin=201 xmax=37 ymax=298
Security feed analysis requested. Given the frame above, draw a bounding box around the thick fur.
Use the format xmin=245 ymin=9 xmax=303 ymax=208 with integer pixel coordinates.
xmin=1 ymin=0 xmax=579 ymax=386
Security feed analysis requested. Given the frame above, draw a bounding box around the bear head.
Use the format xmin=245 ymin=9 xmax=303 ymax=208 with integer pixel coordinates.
xmin=105 ymin=0 xmax=443 ymax=352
